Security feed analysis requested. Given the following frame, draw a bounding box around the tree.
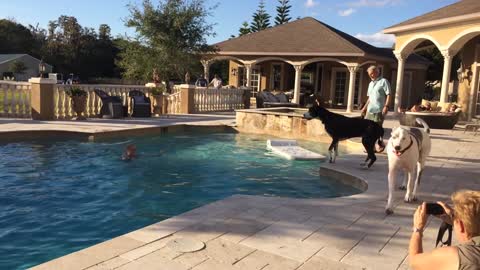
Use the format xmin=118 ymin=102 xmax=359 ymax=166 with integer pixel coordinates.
xmin=117 ymin=0 xmax=216 ymax=82
xmin=98 ymin=24 xmax=111 ymax=40
xmin=238 ymin=21 xmax=251 ymax=36
xmin=10 ymin=60 xmax=27 ymax=80
xmin=251 ymin=0 xmax=270 ymax=32
xmin=274 ymin=0 xmax=291 ymax=25
xmin=0 ymin=19 xmax=36 ymax=54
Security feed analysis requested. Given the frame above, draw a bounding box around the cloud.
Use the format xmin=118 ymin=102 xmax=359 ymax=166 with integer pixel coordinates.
xmin=355 ymin=32 xmax=395 ymax=47
xmin=305 ymin=0 xmax=318 ymax=8
xmin=347 ymin=0 xmax=402 ymax=7
xmin=338 ymin=8 xmax=356 ymax=16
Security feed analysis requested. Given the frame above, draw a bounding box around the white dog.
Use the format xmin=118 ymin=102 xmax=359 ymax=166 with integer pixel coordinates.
xmin=385 ymin=118 xmax=431 ymax=215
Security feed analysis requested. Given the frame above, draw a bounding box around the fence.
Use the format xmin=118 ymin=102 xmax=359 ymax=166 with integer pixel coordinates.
xmin=193 ymin=88 xmax=245 ymax=113
xmin=0 ymin=81 xmax=32 ymax=118
xmin=0 ymin=80 xmax=250 ymax=120
xmin=54 ymin=84 xmax=151 ymax=119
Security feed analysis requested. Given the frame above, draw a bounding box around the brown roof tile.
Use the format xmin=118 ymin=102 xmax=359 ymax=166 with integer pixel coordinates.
xmin=213 ymin=17 xmax=368 ymax=55
xmin=385 ymin=0 xmax=480 ymax=32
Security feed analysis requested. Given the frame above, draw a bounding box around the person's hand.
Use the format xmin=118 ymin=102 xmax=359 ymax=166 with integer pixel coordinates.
xmin=414 ymin=202 xmax=428 ymax=231
xmin=361 ymin=108 xmax=366 ymax=117
xmin=436 ymin=201 xmax=454 ymax=225
xmin=382 ymin=106 xmax=389 ymax=116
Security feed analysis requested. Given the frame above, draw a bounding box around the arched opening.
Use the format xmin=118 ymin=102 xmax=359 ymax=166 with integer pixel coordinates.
xmin=202 ymin=56 xmax=245 ymax=87
xmin=244 ymin=58 xmax=294 ymax=95
xmin=446 ymin=29 xmax=480 ymax=118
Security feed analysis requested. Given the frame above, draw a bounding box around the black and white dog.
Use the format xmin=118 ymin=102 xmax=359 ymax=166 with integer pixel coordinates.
xmin=385 ymin=118 xmax=431 ymax=215
xmin=303 ymin=101 xmax=385 ymax=168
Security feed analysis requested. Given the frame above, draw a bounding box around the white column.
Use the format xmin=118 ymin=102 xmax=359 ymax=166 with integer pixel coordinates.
xmin=245 ymin=64 xmax=252 ymax=87
xmin=293 ymin=65 xmax=303 ymax=104
xmin=201 ymin=60 xmax=210 ymax=80
xmin=394 ymin=52 xmax=407 ymax=113
xmin=346 ymin=65 xmax=358 ymax=113
xmin=440 ymin=49 xmax=454 ymax=104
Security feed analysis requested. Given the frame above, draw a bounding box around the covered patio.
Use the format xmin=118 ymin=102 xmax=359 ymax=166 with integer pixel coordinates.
xmin=384 ymin=0 xmax=480 ymax=120
xmin=202 ymin=17 xmax=429 ymax=111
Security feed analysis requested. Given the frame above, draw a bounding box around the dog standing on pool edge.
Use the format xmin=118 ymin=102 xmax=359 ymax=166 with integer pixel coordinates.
xmin=385 ymin=118 xmax=431 ymax=215
xmin=304 ymin=99 xmax=385 ymax=168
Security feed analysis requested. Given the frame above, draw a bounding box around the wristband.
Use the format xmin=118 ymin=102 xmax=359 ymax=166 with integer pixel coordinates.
xmin=413 ymin=227 xmax=423 ymax=234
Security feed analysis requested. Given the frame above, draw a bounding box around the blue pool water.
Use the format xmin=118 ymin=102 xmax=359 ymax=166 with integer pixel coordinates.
xmin=0 ymin=132 xmax=359 ymax=269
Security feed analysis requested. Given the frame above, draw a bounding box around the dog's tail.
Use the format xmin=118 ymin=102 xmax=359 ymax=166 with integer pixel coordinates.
xmin=415 ymin=118 xmax=430 ymax=134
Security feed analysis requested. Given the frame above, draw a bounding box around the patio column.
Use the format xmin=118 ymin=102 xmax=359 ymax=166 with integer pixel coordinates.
xmin=440 ymin=49 xmax=454 ymax=104
xmin=346 ymin=65 xmax=358 ymax=113
xmin=245 ymin=64 xmax=252 ymax=87
xmin=201 ymin=60 xmax=210 ymax=80
xmin=293 ymin=64 xmax=303 ymax=104
xmin=394 ymin=52 xmax=407 ymax=113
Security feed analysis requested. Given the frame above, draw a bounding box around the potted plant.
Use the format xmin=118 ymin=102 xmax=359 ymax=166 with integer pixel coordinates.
xmin=150 ymin=85 xmax=166 ymax=116
xmin=66 ymin=87 xmax=88 ymax=120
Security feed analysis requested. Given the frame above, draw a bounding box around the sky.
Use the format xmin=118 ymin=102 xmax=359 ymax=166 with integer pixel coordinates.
xmin=0 ymin=0 xmax=458 ymax=48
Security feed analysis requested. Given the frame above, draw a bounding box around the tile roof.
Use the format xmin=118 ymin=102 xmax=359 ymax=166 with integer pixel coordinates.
xmin=385 ymin=0 xmax=480 ymax=31
xmin=0 ymin=54 xmax=27 ymax=64
xmin=213 ymin=17 xmax=378 ymax=56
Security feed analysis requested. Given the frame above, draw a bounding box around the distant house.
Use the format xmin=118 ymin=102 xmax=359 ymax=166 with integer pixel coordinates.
xmin=201 ymin=17 xmax=430 ymax=111
xmin=0 ymin=54 xmax=53 ymax=81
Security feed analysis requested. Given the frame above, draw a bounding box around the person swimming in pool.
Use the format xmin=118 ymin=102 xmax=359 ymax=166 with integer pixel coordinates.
xmin=122 ymin=144 xmax=137 ymax=161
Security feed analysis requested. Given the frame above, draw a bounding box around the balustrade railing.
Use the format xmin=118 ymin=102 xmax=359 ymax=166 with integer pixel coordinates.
xmin=0 ymin=81 xmax=32 ymax=118
xmin=54 ymin=84 xmax=151 ymax=119
xmin=166 ymin=91 xmax=182 ymax=114
xmin=193 ymin=87 xmax=245 ymax=113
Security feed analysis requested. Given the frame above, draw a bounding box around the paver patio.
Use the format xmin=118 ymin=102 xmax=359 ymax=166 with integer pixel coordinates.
xmin=4 ymin=113 xmax=478 ymax=270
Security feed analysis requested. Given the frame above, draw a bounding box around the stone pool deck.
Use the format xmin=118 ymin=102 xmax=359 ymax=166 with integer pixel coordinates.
xmin=3 ymin=113 xmax=478 ymax=270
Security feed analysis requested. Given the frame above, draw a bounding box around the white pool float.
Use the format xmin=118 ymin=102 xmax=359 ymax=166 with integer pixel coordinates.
xmin=266 ymin=139 xmax=326 ymax=160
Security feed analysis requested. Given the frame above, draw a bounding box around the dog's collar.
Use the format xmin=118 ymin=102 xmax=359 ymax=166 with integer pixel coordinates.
xmin=393 ymin=136 xmax=414 ymax=156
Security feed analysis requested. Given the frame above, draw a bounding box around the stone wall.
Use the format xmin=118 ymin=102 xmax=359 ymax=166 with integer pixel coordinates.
xmin=235 ymin=109 xmax=331 ymax=143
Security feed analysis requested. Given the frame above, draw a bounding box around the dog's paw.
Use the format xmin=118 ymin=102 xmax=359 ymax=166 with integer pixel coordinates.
xmin=398 ymin=185 xmax=406 ymax=190
xmin=404 ymin=193 xmax=415 ymax=203
xmin=385 ymin=208 xmax=394 ymax=215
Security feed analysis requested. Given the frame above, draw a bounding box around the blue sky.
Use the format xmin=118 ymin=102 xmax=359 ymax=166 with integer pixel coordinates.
xmin=1 ymin=0 xmax=457 ymax=47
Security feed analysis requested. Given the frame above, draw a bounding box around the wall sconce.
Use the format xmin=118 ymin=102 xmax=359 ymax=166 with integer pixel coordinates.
xmin=231 ymin=68 xmax=237 ymax=76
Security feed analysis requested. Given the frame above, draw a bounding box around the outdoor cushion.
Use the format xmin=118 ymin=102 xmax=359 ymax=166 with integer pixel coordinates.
xmin=275 ymin=92 xmax=289 ymax=103
xmin=133 ymin=95 xmax=147 ymax=104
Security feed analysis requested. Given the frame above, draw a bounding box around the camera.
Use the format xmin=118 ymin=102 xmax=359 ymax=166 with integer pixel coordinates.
xmin=426 ymin=203 xmax=445 ymax=215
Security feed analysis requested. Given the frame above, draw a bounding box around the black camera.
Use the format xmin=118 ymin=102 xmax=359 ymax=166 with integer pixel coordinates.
xmin=426 ymin=203 xmax=445 ymax=215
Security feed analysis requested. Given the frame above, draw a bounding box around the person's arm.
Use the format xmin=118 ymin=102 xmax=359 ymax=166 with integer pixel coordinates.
xmin=361 ymin=98 xmax=370 ymax=116
xmin=383 ymin=94 xmax=391 ymax=115
xmin=409 ymin=203 xmax=459 ymax=270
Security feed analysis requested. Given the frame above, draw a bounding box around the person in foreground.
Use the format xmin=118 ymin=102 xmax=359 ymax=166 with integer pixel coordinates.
xmin=409 ymin=190 xmax=480 ymax=270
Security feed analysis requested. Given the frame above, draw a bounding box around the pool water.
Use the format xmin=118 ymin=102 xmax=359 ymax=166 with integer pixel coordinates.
xmin=0 ymin=132 xmax=359 ymax=269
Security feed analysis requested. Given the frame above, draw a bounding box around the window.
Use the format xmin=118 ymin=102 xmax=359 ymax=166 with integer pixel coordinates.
xmin=250 ymin=68 xmax=260 ymax=96
xmin=301 ymin=72 xmax=314 ymax=85
xmin=272 ymin=64 xmax=282 ymax=90
xmin=334 ymin=71 xmax=347 ymax=105
xmin=354 ymin=71 xmax=361 ymax=105
xmin=238 ymin=67 xmax=246 ymax=87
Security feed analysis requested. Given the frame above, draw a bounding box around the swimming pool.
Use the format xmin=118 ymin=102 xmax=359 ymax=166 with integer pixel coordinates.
xmin=0 ymin=131 xmax=360 ymax=269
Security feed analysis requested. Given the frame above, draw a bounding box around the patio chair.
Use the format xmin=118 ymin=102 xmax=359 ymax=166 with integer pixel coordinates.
xmin=94 ymin=89 xmax=124 ymax=119
xmin=256 ymin=91 xmax=299 ymax=108
xmin=129 ymin=90 xmax=151 ymax=118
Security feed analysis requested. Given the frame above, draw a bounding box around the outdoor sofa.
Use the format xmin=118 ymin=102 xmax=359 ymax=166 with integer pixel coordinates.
xmin=256 ymin=91 xmax=299 ymax=108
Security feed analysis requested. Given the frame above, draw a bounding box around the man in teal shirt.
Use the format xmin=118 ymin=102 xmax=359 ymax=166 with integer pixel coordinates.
xmin=361 ymin=65 xmax=391 ymax=126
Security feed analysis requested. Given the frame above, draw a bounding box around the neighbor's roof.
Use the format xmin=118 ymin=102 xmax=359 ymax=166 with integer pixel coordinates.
xmin=0 ymin=54 xmax=27 ymax=64
xmin=213 ymin=17 xmax=389 ymax=57
xmin=384 ymin=0 xmax=480 ymax=33
xmin=0 ymin=54 xmax=52 ymax=67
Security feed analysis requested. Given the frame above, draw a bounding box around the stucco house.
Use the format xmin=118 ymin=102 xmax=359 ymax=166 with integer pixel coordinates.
xmin=0 ymin=54 xmax=52 ymax=81
xmin=384 ymin=0 xmax=480 ymax=120
xmin=202 ymin=17 xmax=430 ymax=111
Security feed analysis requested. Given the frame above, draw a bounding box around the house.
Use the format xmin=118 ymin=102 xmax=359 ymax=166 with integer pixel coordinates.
xmin=384 ymin=0 xmax=480 ymax=120
xmin=202 ymin=17 xmax=430 ymax=111
xmin=0 ymin=54 xmax=53 ymax=81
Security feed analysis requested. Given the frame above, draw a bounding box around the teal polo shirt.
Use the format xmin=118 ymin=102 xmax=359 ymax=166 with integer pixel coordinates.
xmin=367 ymin=77 xmax=391 ymax=113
